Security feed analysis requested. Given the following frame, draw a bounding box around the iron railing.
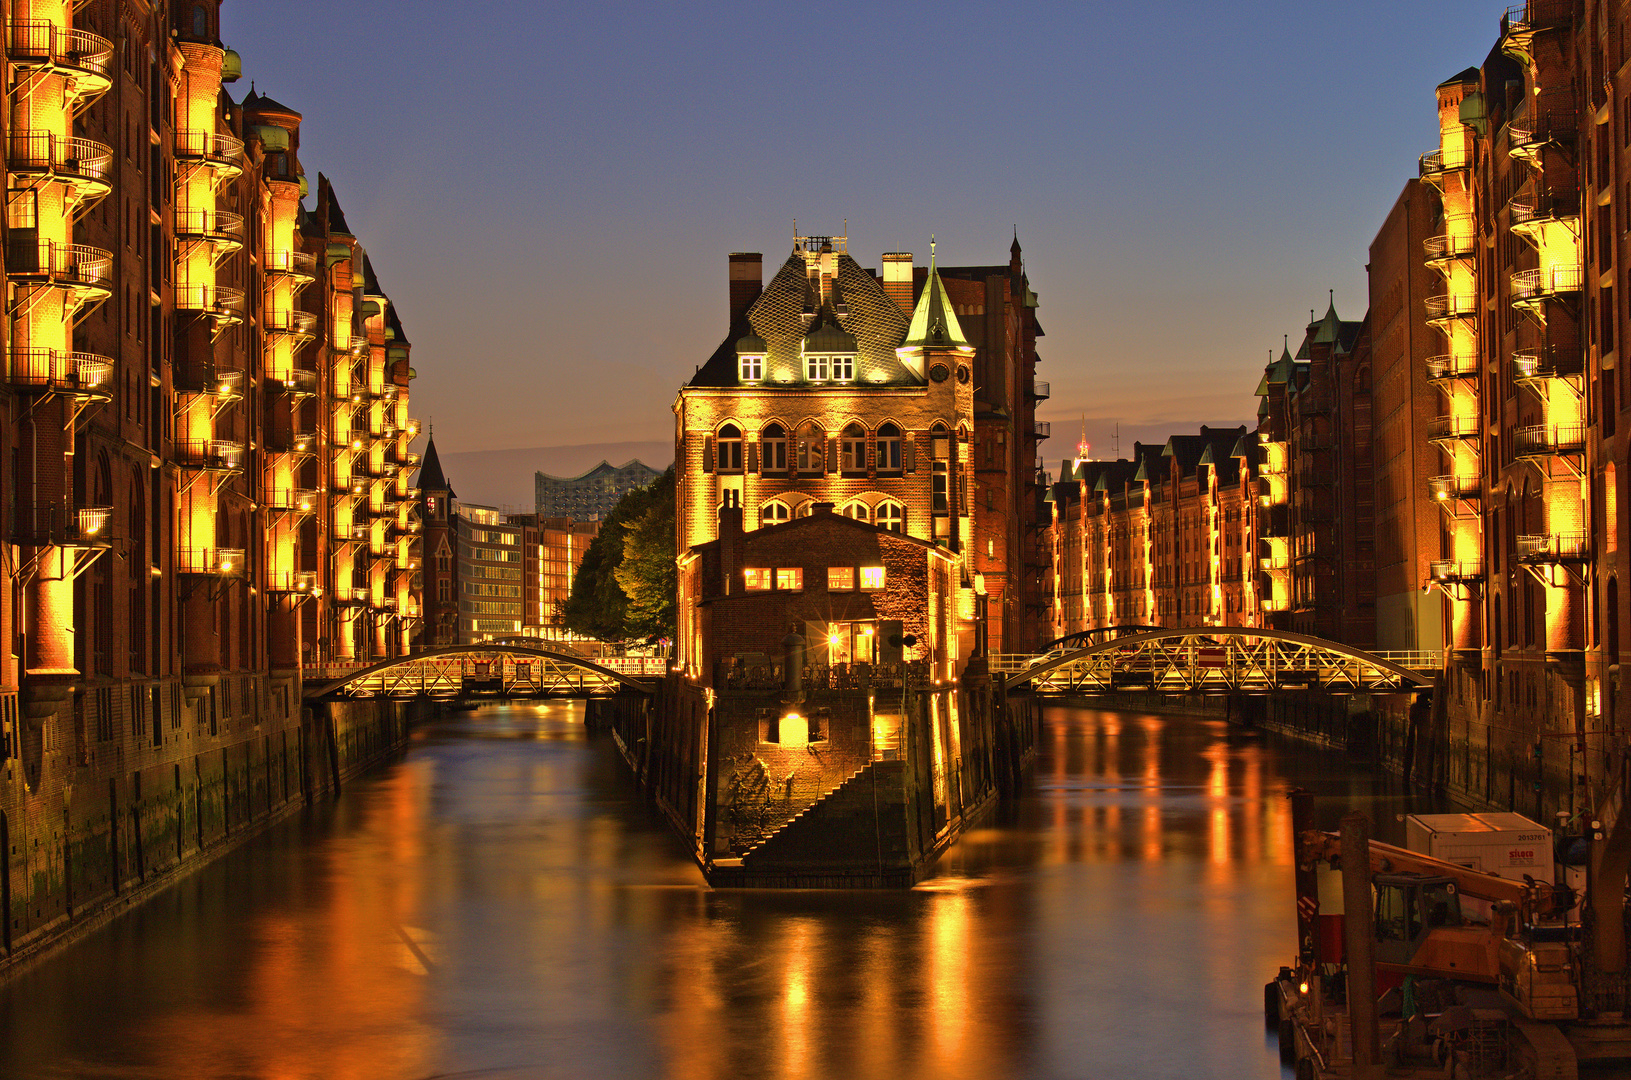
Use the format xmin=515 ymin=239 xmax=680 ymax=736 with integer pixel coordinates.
xmin=264 ymin=309 xmax=318 ymax=338
xmin=174 ymin=206 xmax=244 ymax=242
xmin=1425 ymin=293 xmax=1477 ymax=319
xmin=173 ymin=129 xmax=243 ymax=167
xmin=174 ymin=283 xmax=244 ymax=317
xmin=266 ymin=571 xmax=317 ymax=593
xmin=1515 ymin=532 xmax=1589 ymax=563
xmin=6 ymin=22 xmax=112 ymax=80
xmin=1429 ymin=415 xmax=1481 ymax=441
xmin=1512 ymin=348 xmax=1584 ymax=380
xmin=6 ymin=130 xmax=111 ymax=187
xmin=6 ymin=240 xmax=112 ymax=291
xmin=176 ymin=548 xmax=245 ymax=576
xmin=6 ymin=348 xmax=110 ymax=394
xmin=1510 ymin=266 xmax=1583 ymax=300
xmin=173 ymin=439 xmax=243 ymax=471
xmin=1424 ymin=354 xmax=1479 ymax=381
xmin=1430 ymin=559 xmax=1484 ymax=583
xmin=8 ymin=505 xmax=111 ymax=546
xmin=1428 ymin=474 xmax=1482 ymax=500
xmin=1512 ymin=422 xmax=1586 ymax=456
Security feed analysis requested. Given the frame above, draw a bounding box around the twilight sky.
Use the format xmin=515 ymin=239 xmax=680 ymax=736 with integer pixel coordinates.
xmin=224 ymin=0 xmax=1501 ymax=470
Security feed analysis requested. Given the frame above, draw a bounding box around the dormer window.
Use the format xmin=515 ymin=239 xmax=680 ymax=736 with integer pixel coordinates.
xmin=807 ymin=354 xmax=829 ymax=382
xmin=740 ymin=354 xmax=763 ymax=382
xmin=832 ymin=354 xmax=854 ymax=381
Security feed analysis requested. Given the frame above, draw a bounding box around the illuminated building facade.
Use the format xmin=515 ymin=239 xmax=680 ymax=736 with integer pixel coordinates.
xmin=0 ymin=0 xmax=422 ymax=950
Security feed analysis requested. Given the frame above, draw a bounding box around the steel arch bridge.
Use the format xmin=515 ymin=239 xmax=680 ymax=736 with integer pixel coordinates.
xmin=993 ymin=627 xmax=1436 ymax=696
xmin=303 ymin=646 xmax=662 ymax=702
xmin=1039 ymin=624 xmax=1163 ymax=652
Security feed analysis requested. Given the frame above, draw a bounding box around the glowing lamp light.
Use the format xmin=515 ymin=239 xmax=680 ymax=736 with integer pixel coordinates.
xmin=828 ymin=631 xmax=841 ymax=647
xmin=352 ymin=439 xmax=363 ymax=450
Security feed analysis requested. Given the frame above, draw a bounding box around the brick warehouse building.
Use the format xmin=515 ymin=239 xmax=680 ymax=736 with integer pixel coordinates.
xmin=0 ymin=0 xmax=423 ymax=958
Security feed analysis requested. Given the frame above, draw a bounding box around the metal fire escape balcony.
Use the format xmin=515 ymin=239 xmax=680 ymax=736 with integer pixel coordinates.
xmin=1500 ymin=1 xmax=1574 ymax=66
xmin=1425 ymin=293 xmax=1477 ymax=327
xmin=268 ymin=369 xmax=317 ymax=398
xmin=1510 ymin=193 xmax=1580 ymax=242
xmin=266 ymin=426 xmax=314 ymax=454
xmin=7 ymin=240 xmax=113 ymax=306
xmin=1031 ymin=420 xmax=1051 ymax=441
xmin=1418 ymin=148 xmax=1470 ymax=185
xmin=1506 ymin=99 xmax=1578 ymax=168
xmin=174 ymin=206 xmax=244 ymax=258
xmin=265 ymin=570 xmax=317 ymax=594
xmin=1423 ymin=227 xmax=1475 ymax=265
xmin=1515 ymin=532 xmax=1589 ymax=565
xmin=1425 ymin=354 xmax=1480 ymax=382
xmin=264 ymin=308 xmax=317 ymax=344
xmin=5 ymin=348 xmax=111 ymax=399
xmin=1029 ymin=380 xmax=1051 ymax=401
xmin=1428 ymin=474 xmax=1482 ymax=502
xmin=1513 ymin=347 xmax=1584 ymax=384
xmin=1429 ymin=415 xmax=1481 ymax=443
xmin=6 ymin=131 xmax=111 ymax=206
xmin=1510 ymin=266 xmax=1583 ymax=310
xmin=174 ymin=439 xmax=243 ymax=473
xmin=6 ymin=21 xmax=112 ymax=106
xmin=1429 ymin=559 xmax=1484 ymax=585
xmin=177 ymin=548 xmax=244 ymax=577
xmin=8 ymin=505 xmax=111 ymax=548
xmin=174 ymin=283 xmax=244 ymax=327
xmin=1512 ymin=422 xmax=1586 ymax=458
xmin=173 ymin=130 xmax=244 ymax=180
xmin=263 ymin=487 xmax=318 ymax=514
xmin=265 ymin=249 xmax=317 ymax=289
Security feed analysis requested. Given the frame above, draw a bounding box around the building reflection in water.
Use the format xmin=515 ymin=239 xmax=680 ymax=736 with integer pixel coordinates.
xmin=0 ymin=703 xmax=1432 ymax=1080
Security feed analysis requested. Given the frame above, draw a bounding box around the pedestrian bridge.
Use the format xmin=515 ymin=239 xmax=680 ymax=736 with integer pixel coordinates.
xmin=993 ymin=627 xmax=1436 ymax=695
xmin=303 ymin=646 xmax=663 ymax=702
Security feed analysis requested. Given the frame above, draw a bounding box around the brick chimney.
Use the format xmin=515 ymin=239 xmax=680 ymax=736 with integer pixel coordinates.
xmin=882 ymin=252 xmax=914 ymax=314
xmin=728 ymin=253 xmax=763 ymax=323
xmin=718 ymin=504 xmax=744 ymax=594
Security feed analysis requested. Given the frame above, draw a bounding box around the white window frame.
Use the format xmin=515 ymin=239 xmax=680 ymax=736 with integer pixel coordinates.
xmin=807 ymin=354 xmax=829 ymax=382
xmin=740 ymin=354 xmax=763 ymax=382
xmin=832 ymin=353 xmax=854 ymax=381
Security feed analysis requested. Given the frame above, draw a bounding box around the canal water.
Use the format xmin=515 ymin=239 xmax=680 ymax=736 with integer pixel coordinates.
xmin=0 ymin=702 xmax=1443 ymax=1080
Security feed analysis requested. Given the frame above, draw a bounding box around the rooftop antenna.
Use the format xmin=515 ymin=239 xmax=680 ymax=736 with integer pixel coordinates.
xmin=1113 ymin=422 xmax=1120 ymax=457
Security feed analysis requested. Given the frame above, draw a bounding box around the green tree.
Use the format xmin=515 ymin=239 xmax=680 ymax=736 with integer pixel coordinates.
xmin=562 ymin=466 xmax=675 ymax=642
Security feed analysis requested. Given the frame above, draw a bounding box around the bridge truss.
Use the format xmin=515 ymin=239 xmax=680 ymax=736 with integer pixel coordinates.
xmin=993 ymin=627 xmax=1435 ymax=695
xmin=303 ymin=646 xmax=661 ymax=702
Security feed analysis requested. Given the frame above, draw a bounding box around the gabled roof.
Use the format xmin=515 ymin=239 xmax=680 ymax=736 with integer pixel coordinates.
xmin=242 ymin=88 xmax=301 ymax=119
xmin=319 ymin=174 xmax=352 ymax=237
xmin=385 ymin=303 xmax=408 ymax=345
xmin=902 ymin=254 xmax=971 ymax=350
xmin=414 ymin=436 xmax=454 ymax=497
xmin=362 ymin=253 xmax=382 ymax=297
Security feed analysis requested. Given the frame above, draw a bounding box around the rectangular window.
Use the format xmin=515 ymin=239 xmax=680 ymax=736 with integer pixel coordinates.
xmin=807 ymin=355 xmax=829 ymax=382
xmin=744 ymin=567 xmax=773 ymax=591
xmin=832 ymin=354 xmax=854 ymax=381
xmin=859 ymin=566 xmax=885 ymax=590
xmin=776 ymin=567 xmax=804 ymax=591
xmin=740 ymin=355 xmax=762 ymax=382
xmin=828 ymin=566 xmax=855 ymax=590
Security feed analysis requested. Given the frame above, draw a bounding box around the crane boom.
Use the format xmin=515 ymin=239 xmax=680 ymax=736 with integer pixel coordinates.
xmin=1297 ymin=830 xmax=1555 ymax=911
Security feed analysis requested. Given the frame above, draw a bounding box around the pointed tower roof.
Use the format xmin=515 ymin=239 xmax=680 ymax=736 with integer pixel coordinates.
xmin=319 ymin=174 xmax=353 ymax=236
xmin=1312 ymin=292 xmax=1342 ymax=344
xmin=415 ymin=435 xmax=454 ymax=497
xmin=901 ymin=240 xmax=971 ymax=350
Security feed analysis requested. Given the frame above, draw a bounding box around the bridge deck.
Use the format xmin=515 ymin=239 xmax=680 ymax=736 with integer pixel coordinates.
xmin=305 ymin=649 xmax=663 ymax=701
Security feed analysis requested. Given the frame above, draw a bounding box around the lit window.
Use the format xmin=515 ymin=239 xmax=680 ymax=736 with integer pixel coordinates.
xmin=842 ymin=501 xmax=869 ymax=523
xmin=841 ymin=423 xmax=866 ymax=472
xmin=796 ymin=421 xmax=824 ymax=473
xmin=744 ymin=567 xmax=773 ymax=591
xmin=761 ymin=501 xmax=790 ymax=525
xmin=859 ymin=566 xmax=885 ymax=590
xmin=877 ymin=423 xmax=902 ymax=471
xmin=876 ymin=501 xmax=905 ymax=533
xmin=776 ymin=567 xmax=803 ymax=591
xmin=717 ymin=424 xmax=743 ymax=472
xmin=828 ymin=567 xmax=855 ymax=590
xmin=740 ymin=354 xmax=763 ymax=382
xmin=807 ymin=354 xmax=829 ymax=382
xmin=761 ymin=423 xmax=788 ymax=472
xmin=832 ymin=354 xmax=854 ymax=381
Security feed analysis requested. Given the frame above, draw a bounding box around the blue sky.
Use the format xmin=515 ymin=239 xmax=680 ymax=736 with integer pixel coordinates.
xmin=224 ymin=0 xmax=1503 ymax=462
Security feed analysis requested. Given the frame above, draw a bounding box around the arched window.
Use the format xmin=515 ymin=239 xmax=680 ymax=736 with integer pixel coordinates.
xmin=717 ymin=423 xmax=743 ymax=472
xmin=841 ymin=423 xmax=866 ymax=473
xmin=876 ymin=501 xmax=905 ymax=534
xmin=877 ymin=422 xmax=903 ymax=472
xmin=761 ymin=423 xmax=788 ymax=473
xmin=841 ymin=501 xmax=869 ymax=523
xmin=761 ymin=501 xmax=790 ymax=526
xmin=797 ymin=501 xmax=816 ymax=517
xmin=931 ymin=423 xmax=950 ymax=514
xmin=192 ymin=4 xmax=209 ymax=37
xmin=796 ymin=421 xmax=823 ymax=474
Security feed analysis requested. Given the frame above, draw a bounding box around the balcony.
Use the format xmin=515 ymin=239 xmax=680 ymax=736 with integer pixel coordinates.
xmin=1428 ymin=474 xmax=1482 ymax=501
xmin=5 ymin=349 xmax=111 ymax=398
xmin=174 ymin=206 xmax=244 ymax=254
xmin=268 ymin=369 xmax=317 ymax=398
xmin=6 ymin=131 xmax=111 ymax=202
xmin=1418 ymin=148 xmax=1469 ymax=182
xmin=6 ymin=22 xmax=112 ymax=101
xmin=1510 ymin=266 xmax=1582 ymax=306
xmin=267 ymin=427 xmax=314 ymax=454
xmin=1423 ymin=229 xmax=1475 ymax=264
xmin=265 ymin=249 xmax=317 ymax=288
xmin=1258 ymin=553 xmax=1289 ymax=572
xmin=331 ymin=587 xmax=368 ymax=607
xmin=1031 ymin=420 xmax=1051 ymax=441
xmin=1428 ymin=415 xmax=1481 ymax=442
xmin=1425 ymin=293 xmax=1477 ymax=324
xmin=332 ymin=522 xmax=368 ymax=543
xmin=1424 ymin=354 xmax=1479 ymax=382
xmin=1512 ymin=347 xmax=1584 ymax=382
xmin=1030 ymin=380 xmax=1051 ymax=401
xmin=1510 ymin=193 xmax=1580 ymax=237
xmin=1260 ymin=597 xmax=1290 ymax=613
xmin=7 ymin=240 xmax=113 ymax=300
xmin=174 ymin=439 xmax=243 ymax=472
xmin=173 ymin=130 xmax=244 ymax=178
xmin=1515 ymin=532 xmax=1589 ymax=564
xmin=1506 ymin=101 xmax=1578 ymax=165
xmin=1512 ymin=422 xmax=1586 ymax=457
xmin=177 ymin=548 xmax=245 ymax=576
xmin=174 ymin=283 xmax=244 ymax=325
xmin=264 ymin=308 xmax=317 ymax=342
xmin=266 ymin=570 xmax=318 ymax=594
xmin=264 ymin=487 xmax=318 ymax=514
xmin=1429 ymin=559 xmax=1485 ymax=584
xmin=8 ymin=505 xmax=112 ymax=547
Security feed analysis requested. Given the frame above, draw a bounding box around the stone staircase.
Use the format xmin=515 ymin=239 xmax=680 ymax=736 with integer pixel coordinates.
xmin=739 ymin=761 xmax=910 ymax=872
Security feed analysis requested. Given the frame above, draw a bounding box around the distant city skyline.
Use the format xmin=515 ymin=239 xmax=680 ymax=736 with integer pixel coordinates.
xmin=223 ymin=0 xmax=1504 ymax=461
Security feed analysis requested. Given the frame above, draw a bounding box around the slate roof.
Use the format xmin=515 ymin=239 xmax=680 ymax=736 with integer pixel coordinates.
xmin=242 ymin=89 xmax=301 ymax=118
xmin=689 ymin=251 xmax=916 ymax=389
xmin=319 ymin=174 xmax=352 ymax=236
xmin=385 ymin=303 xmax=408 ymax=345
xmin=415 ymin=436 xmax=454 ymax=497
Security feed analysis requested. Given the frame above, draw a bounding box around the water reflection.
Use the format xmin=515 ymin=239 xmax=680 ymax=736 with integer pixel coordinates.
xmin=0 ymin=703 xmax=1438 ymax=1080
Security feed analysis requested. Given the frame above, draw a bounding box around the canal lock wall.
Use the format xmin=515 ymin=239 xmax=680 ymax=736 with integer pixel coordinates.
xmin=591 ymin=668 xmax=1042 ymax=887
xmin=0 ymin=683 xmax=428 ymax=981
